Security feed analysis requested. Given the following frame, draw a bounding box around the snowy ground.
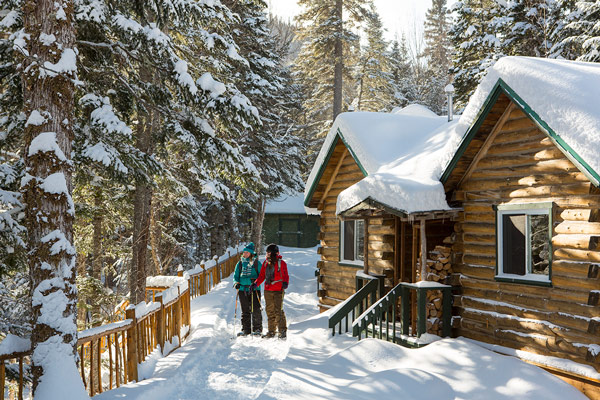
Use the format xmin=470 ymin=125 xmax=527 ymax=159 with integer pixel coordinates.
xmin=95 ymin=246 xmax=585 ymax=400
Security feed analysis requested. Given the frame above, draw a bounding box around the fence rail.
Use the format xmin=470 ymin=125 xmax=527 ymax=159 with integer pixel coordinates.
xmin=328 ymin=273 xmax=384 ymax=336
xmin=1 ymin=246 xmax=241 ymax=398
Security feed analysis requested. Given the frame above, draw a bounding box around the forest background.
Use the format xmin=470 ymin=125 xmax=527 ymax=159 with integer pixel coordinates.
xmin=0 ymin=1 xmax=599 ymax=389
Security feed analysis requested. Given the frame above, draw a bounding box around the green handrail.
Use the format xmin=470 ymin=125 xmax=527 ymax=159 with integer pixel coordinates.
xmin=328 ymin=278 xmax=379 ymax=336
xmin=352 ymin=282 xmax=453 ymax=344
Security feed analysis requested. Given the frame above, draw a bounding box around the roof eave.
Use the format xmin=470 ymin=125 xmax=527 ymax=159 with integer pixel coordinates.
xmin=304 ymin=128 xmax=368 ymax=207
xmin=441 ymin=78 xmax=600 ymax=188
xmin=338 ymin=197 xmax=462 ymax=221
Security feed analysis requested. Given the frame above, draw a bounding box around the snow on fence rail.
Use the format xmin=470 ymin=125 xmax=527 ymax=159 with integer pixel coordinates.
xmin=0 ymin=245 xmax=242 ymax=398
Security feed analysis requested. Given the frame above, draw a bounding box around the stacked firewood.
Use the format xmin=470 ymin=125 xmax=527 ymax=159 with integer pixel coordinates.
xmin=423 ymin=245 xmax=452 ymax=336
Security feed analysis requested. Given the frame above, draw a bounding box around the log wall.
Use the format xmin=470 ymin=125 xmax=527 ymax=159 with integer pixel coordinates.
xmin=451 ymin=104 xmax=600 ymax=372
xmin=317 ymin=143 xmax=366 ymax=309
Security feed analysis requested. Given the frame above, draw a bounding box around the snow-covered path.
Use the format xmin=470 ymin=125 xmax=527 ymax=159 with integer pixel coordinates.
xmin=94 ymin=246 xmax=331 ymax=400
xmin=95 ymin=246 xmax=586 ymax=400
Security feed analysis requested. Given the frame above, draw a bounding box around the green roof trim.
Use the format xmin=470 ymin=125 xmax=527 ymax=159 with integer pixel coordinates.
xmin=304 ymin=127 xmax=368 ymax=207
xmin=440 ymin=80 xmax=505 ymax=185
xmin=441 ymin=78 xmax=600 ymax=187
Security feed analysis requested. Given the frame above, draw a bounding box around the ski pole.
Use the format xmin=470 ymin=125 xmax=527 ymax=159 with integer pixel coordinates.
xmin=253 ymin=289 xmax=262 ymax=311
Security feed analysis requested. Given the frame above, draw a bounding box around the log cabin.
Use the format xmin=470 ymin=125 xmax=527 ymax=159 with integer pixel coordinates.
xmin=303 ymin=104 xmax=458 ymax=311
xmin=305 ymin=56 xmax=600 ymax=397
xmin=440 ymin=56 xmax=600 ymax=396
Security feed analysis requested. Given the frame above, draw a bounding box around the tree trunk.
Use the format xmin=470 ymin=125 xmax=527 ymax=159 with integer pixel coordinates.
xmin=91 ymin=187 xmax=103 ymax=281
xmin=150 ymin=199 xmax=162 ymax=276
xmin=131 ymin=118 xmax=153 ymax=304
xmin=90 ymin=187 xmax=103 ymax=392
xmin=251 ymin=196 xmax=266 ymax=253
xmin=21 ymin=0 xmax=87 ymax=397
xmin=333 ymin=0 xmax=344 ymax=119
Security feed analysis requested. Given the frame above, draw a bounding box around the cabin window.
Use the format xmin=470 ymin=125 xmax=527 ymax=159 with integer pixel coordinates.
xmin=340 ymin=219 xmax=364 ymax=265
xmin=496 ymin=203 xmax=552 ymax=285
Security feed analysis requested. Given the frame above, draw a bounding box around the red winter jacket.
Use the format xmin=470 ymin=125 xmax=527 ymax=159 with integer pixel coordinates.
xmin=255 ymin=256 xmax=289 ymax=291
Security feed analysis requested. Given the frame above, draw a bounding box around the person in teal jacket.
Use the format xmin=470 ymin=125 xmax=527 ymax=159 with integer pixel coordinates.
xmin=233 ymin=242 xmax=262 ymax=336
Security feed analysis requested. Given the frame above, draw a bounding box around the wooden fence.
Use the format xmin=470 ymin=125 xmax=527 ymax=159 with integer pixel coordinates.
xmin=1 ymin=247 xmax=241 ymax=398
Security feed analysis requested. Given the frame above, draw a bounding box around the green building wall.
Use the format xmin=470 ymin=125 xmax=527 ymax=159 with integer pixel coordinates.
xmin=262 ymin=213 xmax=320 ymax=248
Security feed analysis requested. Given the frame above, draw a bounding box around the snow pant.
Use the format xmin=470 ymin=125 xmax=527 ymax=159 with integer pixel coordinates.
xmin=239 ymin=290 xmax=262 ymax=334
xmin=264 ymin=290 xmax=286 ymax=334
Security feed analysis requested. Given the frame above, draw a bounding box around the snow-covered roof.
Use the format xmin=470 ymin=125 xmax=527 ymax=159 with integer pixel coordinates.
xmin=393 ymin=103 xmax=439 ymax=117
xmin=336 ymin=119 xmax=464 ymax=215
xmin=443 ymin=56 xmax=600 ymax=186
xmin=304 ymin=106 xmax=449 ymax=211
xmin=331 ymin=56 xmax=600 ymax=217
xmin=265 ymin=193 xmax=309 ymax=214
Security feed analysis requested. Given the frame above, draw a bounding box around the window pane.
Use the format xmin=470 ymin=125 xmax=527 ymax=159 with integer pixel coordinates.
xmin=502 ymin=214 xmax=526 ymax=275
xmin=530 ymin=214 xmax=550 ymax=275
xmin=356 ymin=220 xmax=364 ymax=261
xmin=343 ymin=220 xmax=355 ymax=261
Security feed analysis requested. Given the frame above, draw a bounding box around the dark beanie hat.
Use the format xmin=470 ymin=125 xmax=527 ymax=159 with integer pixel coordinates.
xmin=266 ymin=243 xmax=279 ymax=254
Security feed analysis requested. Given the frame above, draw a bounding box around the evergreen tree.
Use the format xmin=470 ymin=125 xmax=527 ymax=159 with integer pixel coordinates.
xmin=548 ymin=0 xmax=580 ymax=59
xmin=422 ymin=0 xmax=452 ymax=114
xmin=500 ymin=0 xmax=564 ymax=58
xmin=294 ymin=0 xmax=368 ymax=157
xmin=19 ymin=0 xmax=88 ymax=396
xmin=559 ymin=0 xmax=600 ymax=61
xmin=388 ymin=38 xmax=418 ymax=109
xmin=2 ymin=0 xmax=267 ymax=314
xmin=74 ymin=0 xmax=262 ymax=303
xmin=449 ymin=0 xmax=504 ymax=109
xmin=223 ymin=0 xmax=306 ymax=252
xmin=354 ymin=6 xmax=394 ymax=112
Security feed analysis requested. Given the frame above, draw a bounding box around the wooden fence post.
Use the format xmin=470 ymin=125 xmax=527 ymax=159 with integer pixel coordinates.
xmin=0 ymin=360 xmax=4 ymax=399
xmin=227 ymin=250 xmax=231 ymax=275
xmin=156 ymin=294 xmax=165 ymax=354
xmin=186 ymin=289 xmax=191 ymax=327
xmin=177 ymin=264 xmax=183 ymax=277
xmin=185 ymin=274 xmax=191 ymax=328
xmin=125 ymin=308 xmax=139 ymax=382
xmin=175 ymin=286 xmax=182 ymax=345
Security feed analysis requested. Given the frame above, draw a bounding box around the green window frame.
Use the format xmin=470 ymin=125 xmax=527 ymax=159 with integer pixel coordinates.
xmin=339 ymin=219 xmax=365 ymax=267
xmin=495 ymin=202 xmax=553 ymax=286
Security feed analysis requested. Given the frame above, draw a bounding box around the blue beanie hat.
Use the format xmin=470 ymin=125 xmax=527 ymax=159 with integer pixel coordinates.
xmin=243 ymin=242 xmax=256 ymax=255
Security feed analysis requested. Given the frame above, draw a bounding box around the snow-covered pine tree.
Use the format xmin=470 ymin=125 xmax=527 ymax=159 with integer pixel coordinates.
xmin=354 ymin=6 xmax=394 ymax=112
xmin=19 ymin=0 xmax=88 ymax=396
xmin=388 ymin=37 xmax=418 ymax=109
xmin=548 ymin=0 xmax=580 ymax=59
xmin=449 ymin=0 xmax=504 ymax=109
xmin=421 ymin=0 xmax=452 ymax=115
xmin=558 ymin=0 xmax=600 ymax=62
xmin=500 ymin=0 xmax=565 ymax=58
xmin=0 ymin=1 xmax=31 ymax=336
xmin=74 ymin=0 xmax=262 ymax=302
xmin=221 ymin=0 xmax=306 ymax=252
xmin=294 ymin=0 xmax=368 ymax=157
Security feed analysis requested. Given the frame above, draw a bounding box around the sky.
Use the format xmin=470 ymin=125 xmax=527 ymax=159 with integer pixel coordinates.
xmin=267 ymin=0 xmax=432 ymax=43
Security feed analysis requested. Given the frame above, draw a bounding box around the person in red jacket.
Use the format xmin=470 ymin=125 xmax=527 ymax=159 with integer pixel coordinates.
xmin=251 ymin=243 xmax=289 ymax=339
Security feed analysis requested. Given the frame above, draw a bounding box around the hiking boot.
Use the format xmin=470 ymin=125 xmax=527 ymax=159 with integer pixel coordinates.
xmin=278 ymin=331 xmax=287 ymax=340
xmin=237 ymin=331 xmax=250 ymax=337
xmin=251 ymin=331 xmax=262 ymax=336
xmin=262 ymin=331 xmax=276 ymax=338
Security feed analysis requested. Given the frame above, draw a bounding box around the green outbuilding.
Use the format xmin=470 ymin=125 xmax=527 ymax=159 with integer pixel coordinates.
xmin=263 ymin=193 xmax=320 ymax=248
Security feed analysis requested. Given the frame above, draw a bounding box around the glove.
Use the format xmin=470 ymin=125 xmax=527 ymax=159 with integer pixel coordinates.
xmin=282 ymin=282 xmax=288 ymax=290
xmin=249 ymin=282 xmax=257 ymax=291
xmin=234 ymin=283 xmax=240 ymax=290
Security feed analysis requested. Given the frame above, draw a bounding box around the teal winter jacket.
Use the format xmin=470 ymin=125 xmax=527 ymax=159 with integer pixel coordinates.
xmin=233 ymin=257 xmax=260 ymax=291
